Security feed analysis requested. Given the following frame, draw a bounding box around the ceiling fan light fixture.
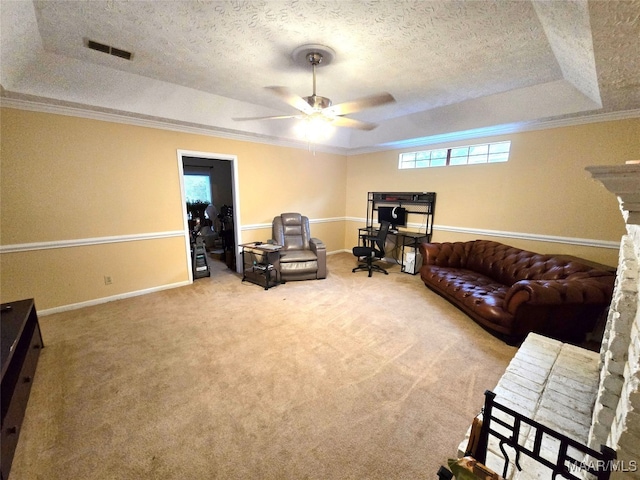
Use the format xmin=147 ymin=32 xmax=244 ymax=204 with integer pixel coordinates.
xmin=234 ymin=43 xmax=395 ymax=136
xmin=295 ymin=114 xmax=335 ymax=142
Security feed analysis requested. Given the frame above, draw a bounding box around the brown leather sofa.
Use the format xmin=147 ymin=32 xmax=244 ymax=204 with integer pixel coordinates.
xmin=418 ymin=240 xmax=615 ymax=343
xmin=271 ymin=213 xmax=327 ymax=281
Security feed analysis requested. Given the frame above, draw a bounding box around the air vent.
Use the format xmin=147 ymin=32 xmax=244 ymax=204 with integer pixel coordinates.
xmin=86 ymin=39 xmax=132 ymax=60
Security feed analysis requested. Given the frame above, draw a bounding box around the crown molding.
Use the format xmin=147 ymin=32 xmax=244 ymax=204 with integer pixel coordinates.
xmin=0 ymin=96 xmax=349 ymax=156
xmin=347 ymin=109 xmax=640 ymax=155
xmin=1 ymin=95 xmax=638 ymax=156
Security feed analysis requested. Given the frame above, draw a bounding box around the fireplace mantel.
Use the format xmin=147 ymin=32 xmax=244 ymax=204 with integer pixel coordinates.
xmin=586 ymin=163 xmax=640 ymax=225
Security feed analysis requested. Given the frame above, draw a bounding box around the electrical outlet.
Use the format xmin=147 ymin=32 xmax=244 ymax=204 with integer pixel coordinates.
xmin=104 ymin=275 xmax=113 ymax=285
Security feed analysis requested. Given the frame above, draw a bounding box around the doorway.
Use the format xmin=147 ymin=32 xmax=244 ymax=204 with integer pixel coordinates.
xmin=177 ymin=150 xmax=242 ymax=282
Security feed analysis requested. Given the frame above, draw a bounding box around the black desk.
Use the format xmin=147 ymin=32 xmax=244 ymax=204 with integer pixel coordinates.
xmin=358 ymin=227 xmax=428 ymax=275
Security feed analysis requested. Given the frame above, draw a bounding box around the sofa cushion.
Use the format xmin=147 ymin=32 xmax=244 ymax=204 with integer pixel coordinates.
xmin=422 ymin=266 xmax=513 ymax=330
xmin=280 ymin=261 xmax=318 ymax=275
xmin=279 ymin=249 xmax=317 ymax=263
xmin=278 ymin=250 xmax=319 ymax=274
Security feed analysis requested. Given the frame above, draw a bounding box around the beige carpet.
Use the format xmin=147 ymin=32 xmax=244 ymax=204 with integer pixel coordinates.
xmin=10 ymin=253 xmax=517 ymax=479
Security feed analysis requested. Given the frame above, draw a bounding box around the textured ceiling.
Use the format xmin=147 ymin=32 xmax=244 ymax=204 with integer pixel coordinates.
xmin=1 ymin=0 xmax=639 ymax=151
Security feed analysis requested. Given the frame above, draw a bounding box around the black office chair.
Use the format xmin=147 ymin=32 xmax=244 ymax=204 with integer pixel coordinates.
xmin=352 ymin=221 xmax=391 ymax=277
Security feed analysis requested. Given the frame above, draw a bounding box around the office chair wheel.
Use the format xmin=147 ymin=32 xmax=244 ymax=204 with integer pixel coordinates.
xmin=352 ymin=260 xmax=388 ymax=277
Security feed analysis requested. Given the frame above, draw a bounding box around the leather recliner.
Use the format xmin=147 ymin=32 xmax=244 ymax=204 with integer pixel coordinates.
xmin=271 ymin=213 xmax=327 ymax=281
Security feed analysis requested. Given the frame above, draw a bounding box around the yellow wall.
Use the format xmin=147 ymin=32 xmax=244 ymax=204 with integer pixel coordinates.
xmin=346 ymin=119 xmax=640 ymax=266
xmin=0 ymin=238 xmax=187 ymax=309
xmin=0 ymin=108 xmax=347 ymax=310
xmin=1 ymin=107 xmax=638 ymax=311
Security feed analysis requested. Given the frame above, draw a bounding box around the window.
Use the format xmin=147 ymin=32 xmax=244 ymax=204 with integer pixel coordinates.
xmin=398 ymin=141 xmax=511 ymax=169
xmin=184 ymin=174 xmax=212 ymax=203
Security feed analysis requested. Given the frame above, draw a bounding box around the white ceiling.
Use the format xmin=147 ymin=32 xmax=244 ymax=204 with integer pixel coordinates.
xmin=1 ymin=0 xmax=639 ymax=152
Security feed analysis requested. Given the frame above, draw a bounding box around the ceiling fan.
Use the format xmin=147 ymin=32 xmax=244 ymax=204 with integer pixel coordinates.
xmin=233 ymin=45 xmax=396 ymax=131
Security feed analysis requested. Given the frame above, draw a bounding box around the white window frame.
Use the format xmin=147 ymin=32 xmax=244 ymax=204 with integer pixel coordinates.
xmin=398 ymin=141 xmax=511 ymax=169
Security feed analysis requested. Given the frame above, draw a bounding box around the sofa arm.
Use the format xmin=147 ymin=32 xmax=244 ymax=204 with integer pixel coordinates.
xmin=419 ymin=242 xmax=442 ymax=265
xmin=504 ymin=279 xmax=613 ymax=315
xmin=310 ymin=237 xmax=327 ymax=279
xmin=419 ymin=241 xmax=469 ymax=268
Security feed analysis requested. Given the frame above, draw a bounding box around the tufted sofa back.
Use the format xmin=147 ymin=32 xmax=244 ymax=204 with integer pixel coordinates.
xmin=430 ymin=240 xmax=612 ymax=287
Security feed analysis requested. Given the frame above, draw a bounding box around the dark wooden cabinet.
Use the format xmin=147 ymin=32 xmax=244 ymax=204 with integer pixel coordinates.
xmin=1 ymin=299 xmax=43 ymax=480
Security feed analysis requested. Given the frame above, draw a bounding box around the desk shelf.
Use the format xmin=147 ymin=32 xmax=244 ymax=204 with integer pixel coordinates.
xmin=366 ymin=192 xmax=436 ymax=241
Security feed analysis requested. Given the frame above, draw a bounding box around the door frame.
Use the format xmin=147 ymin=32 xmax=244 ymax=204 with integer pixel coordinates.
xmin=176 ymin=149 xmax=242 ymax=281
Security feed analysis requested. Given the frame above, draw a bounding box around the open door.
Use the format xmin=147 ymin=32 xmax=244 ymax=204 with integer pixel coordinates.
xmin=176 ymin=150 xmax=242 ymax=281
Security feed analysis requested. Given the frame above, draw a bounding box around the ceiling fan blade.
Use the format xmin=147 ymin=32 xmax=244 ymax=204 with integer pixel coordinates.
xmin=331 ymin=116 xmax=379 ymax=131
xmin=265 ymin=86 xmax=314 ymax=115
xmin=324 ymin=92 xmax=396 ymax=116
xmin=232 ymin=114 xmax=300 ymax=121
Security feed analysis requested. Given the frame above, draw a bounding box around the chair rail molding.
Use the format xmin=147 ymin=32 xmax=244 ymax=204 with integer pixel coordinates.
xmin=0 ymin=230 xmax=185 ymax=254
xmin=347 ymin=217 xmax=619 ymax=249
xmin=241 ymin=217 xmax=344 ymax=231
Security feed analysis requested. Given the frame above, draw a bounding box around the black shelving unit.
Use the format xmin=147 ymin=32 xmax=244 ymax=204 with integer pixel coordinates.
xmin=366 ymin=192 xmax=436 ymax=241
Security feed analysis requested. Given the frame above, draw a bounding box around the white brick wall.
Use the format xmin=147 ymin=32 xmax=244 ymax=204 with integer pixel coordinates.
xmin=588 ymin=234 xmax=638 ymax=451
xmin=607 ymin=224 xmax=640 ymax=480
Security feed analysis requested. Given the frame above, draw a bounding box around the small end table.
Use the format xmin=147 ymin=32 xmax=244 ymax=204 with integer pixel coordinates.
xmin=240 ymin=243 xmax=282 ymax=290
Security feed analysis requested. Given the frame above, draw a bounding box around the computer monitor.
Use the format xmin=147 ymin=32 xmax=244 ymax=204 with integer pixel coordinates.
xmin=378 ymin=206 xmax=407 ymax=229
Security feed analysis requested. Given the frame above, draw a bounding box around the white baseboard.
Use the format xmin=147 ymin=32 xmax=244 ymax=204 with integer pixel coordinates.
xmin=39 ymin=280 xmax=191 ymax=316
